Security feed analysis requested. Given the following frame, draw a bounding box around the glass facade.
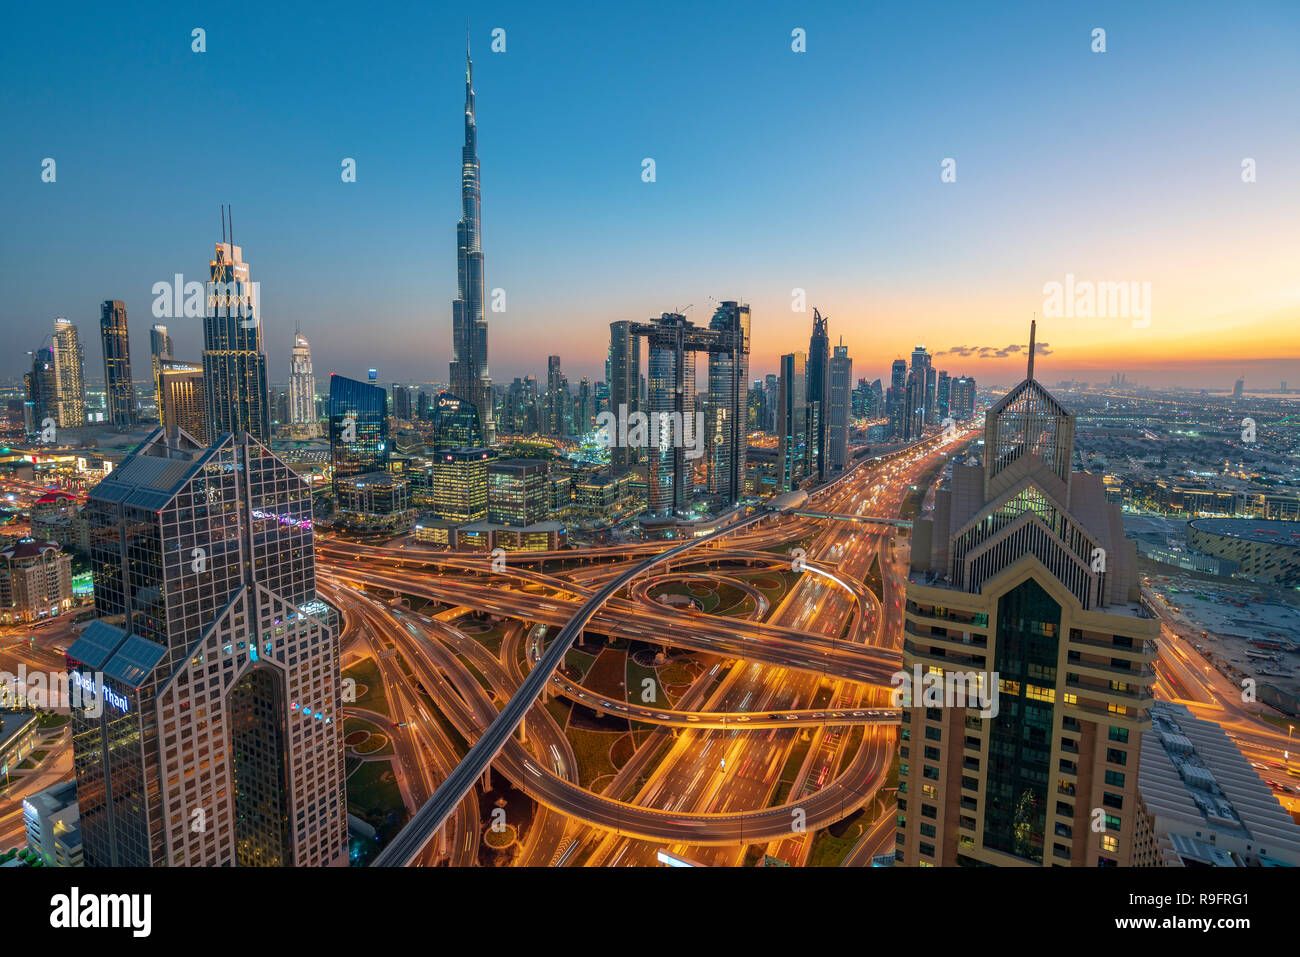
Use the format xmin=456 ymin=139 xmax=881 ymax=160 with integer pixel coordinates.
xmin=983 ymin=577 xmax=1061 ymax=864
xmin=329 ymin=374 xmax=389 ymax=492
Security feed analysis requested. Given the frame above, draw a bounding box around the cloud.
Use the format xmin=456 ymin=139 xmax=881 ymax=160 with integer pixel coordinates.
xmin=933 ymin=342 xmax=1051 ymax=358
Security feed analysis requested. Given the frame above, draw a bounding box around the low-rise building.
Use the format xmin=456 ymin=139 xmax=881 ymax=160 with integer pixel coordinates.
xmin=23 ymin=780 xmax=82 ymax=867
xmin=0 ymin=540 xmax=73 ymax=624
xmin=1134 ymin=702 xmax=1300 ymax=866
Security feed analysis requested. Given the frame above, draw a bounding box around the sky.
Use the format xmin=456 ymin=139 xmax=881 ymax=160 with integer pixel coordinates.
xmin=4 ymin=0 xmax=1299 ymax=392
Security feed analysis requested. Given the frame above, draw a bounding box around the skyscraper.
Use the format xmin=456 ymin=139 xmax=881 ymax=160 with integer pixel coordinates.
xmin=646 ymin=314 xmax=696 ymax=517
xmin=329 ymin=374 xmax=389 ymax=494
xmin=448 ymin=39 xmax=495 ymax=445
xmin=544 ymin=355 xmax=568 ymax=436
xmin=608 ymin=321 xmax=641 ymax=470
xmin=777 ymin=352 xmax=807 ymax=491
xmin=71 ymin=428 xmax=346 ymax=866
xmin=27 ymin=347 xmax=58 ymax=435
xmin=158 ymin=360 xmax=207 ymax=442
xmin=150 ymin=323 xmax=173 ymax=412
xmin=100 ymin=300 xmax=137 ymax=428
xmin=289 ymin=331 xmax=317 ymax=434
xmin=898 ymin=321 xmax=1158 ymax=867
xmin=828 ymin=341 xmax=852 ymax=471
xmin=705 ymin=301 xmax=751 ymax=504
xmin=806 ymin=309 xmax=830 ymax=481
xmin=203 ymin=213 xmax=270 ymax=444
xmin=51 ymin=317 xmax=87 ymax=428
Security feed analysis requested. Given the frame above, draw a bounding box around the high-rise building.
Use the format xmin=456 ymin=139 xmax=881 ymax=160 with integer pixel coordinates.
xmin=51 ymin=318 xmax=87 ymax=428
xmin=150 ymin=323 xmax=173 ymax=412
xmin=576 ymin=377 xmax=597 ymax=434
xmin=430 ymin=391 xmax=483 ymax=449
xmin=489 ymin=458 xmax=549 ymax=527
xmin=0 ymin=539 xmax=73 ymax=624
xmin=608 ymin=321 xmax=641 ymax=470
xmin=27 ymin=348 xmax=58 ymax=436
xmin=328 ymin=374 xmax=389 ymax=493
xmin=448 ymin=41 xmax=495 ymax=445
xmin=705 ymin=301 xmax=751 ymax=505
xmin=950 ymin=376 xmax=977 ymax=420
xmin=202 ymin=216 xmax=270 ymax=443
xmin=805 ymin=310 xmax=830 ymax=481
xmin=777 ymin=352 xmax=807 ymax=491
xmin=430 ymin=448 xmax=492 ymax=524
xmin=544 ymin=356 xmax=569 ymax=436
xmin=828 ymin=341 xmax=852 ymax=470
xmin=937 ymin=370 xmax=951 ymax=423
xmin=899 ymin=321 xmax=1158 ymax=868
xmin=646 ymin=313 xmax=697 ymax=517
xmin=100 ymin=301 xmax=137 ymax=428
xmin=924 ymin=363 xmax=938 ymax=427
xmin=71 ymin=429 xmax=346 ymax=866
xmin=158 ymin=360 xmax=207 ymax=443
xmin=289 ymin=331 xmax=317 ymax=433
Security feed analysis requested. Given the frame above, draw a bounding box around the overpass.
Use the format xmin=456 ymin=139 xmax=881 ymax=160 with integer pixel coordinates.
xmin=372 ymin=509 xmax=772 ymax=866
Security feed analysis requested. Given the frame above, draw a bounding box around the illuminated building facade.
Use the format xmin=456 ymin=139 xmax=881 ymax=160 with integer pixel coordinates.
xmin=202 ymin=224 xmax=270 ymax=444
xmin=328 ymin=374 xmax=389 ymax=493
xmin=99 ymin=301 xmax=137 ymax=428
xmin=71 ymin=428 xmax=345 ymax=866
xmin=51 ymin=317 xmax=87 ymax=428
xmin=489 ymin=458 xmax=549 ymax=527
xmin=899 ymin=322 xmax=1158 ymax=868
xmin=158 ymin=360 xmax=207 ymax=443
xmin=430 ymin=448 xmax=492 ymax=524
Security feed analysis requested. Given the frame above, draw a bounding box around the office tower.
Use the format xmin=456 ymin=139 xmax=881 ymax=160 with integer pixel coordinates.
xmin=27 ymin=348 xmax=58 ymax=435
xmin=1232 ymin=377 xmax=1245 ymax=398
xmin=71 ymin=428 xmax=345 ymax=866
xmin=950 ymin=376 xmax=977 ymax=420
xmin=51 ymin=318 xmax=87 ymax=428
xmin=289 ymin=331 xmax=317 ymax=432
xmin=203 ymin=213 xmax=270 ymax=443
xmin=899 ymin=321 xmax=1158 ymax=867
xmin=431 ymin=391 xmax=484 ymax=449
xmin=489 ymin=458 xmax=549 ymax=526
xmin=100 ymin=301 xmax=137 ymax=428
xmin=150 ymin=323 xmax=173 ymax=413
xmin=416 ymin=390 xmax=430 ymax=421
xmin=646 ymin=313 xmax=697 ymax=517
xmin=391 ymin=383 xmax=413 ymax=421
xmin=937 ymin=371 xmax=951 ymax=422
xmin=448 ymin=41 xmax=495 ymax=446
xmin=576 ymin=377 xmax=596 ymax=434
xmin=608 ymin=321 xmax=641 ymax=470
xmin=828 ymin=341 xmax=852 ymax=470
xmin=273 ymin=388 xmax=290 ymax=427
xmin=777 ymin=352 xmax=807 ymax=491
xmin=545 ymin=356 xmax=568 ymax=436
xmin=763 ymin=374 xmax=778 ymax=434
xmin=158 ymin=360 xmax=207 ymax=442
xmin=904 ymin=345 xmax=931 ymax=439
xmin=1133 ymin=702 xmax=1300 ymax=867
xmin=925 ymin=364 xmax=938 ymax=426
xmin=328 ymin=374 xmax=389 ymax=493
xmin=430 ymin=448 xmax=491 ymax=523
xmin=887 ymin=358 xmax=908 ymax=440
xmin=704 ymin=302 xmax=751 ymax=504
xmin=806 ymin=309 xmax=830 ymax=481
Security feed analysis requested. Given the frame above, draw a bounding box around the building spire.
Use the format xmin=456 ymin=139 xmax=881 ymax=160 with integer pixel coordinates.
xmin=1027 ymin=316 xmax=1037 ymax=381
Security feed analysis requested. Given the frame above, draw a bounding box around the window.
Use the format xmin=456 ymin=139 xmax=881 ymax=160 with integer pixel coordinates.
xmin=925 ymin=726 xmax=942 ymax=741
xmin=1100 ymin=835 xmax=1118 ymax=852
xmin=1104 ymin=770 xmax=1125 ymax=788
xmin=1103 ymin=793 xmax=1123 ymax=810
xmin=923 ymin=765 xmax=940 ymax=780
xmin=924 ymin=746 xmax=941 ymax=761
xmin=920 ymin=823 xmax=937 ymax=838
xmin=921 ymin=804 xmax=937 ymax=819
xmin=1106 ymin=748 xmax=1127 ymax=766
xmin=1108 ymin=726 xmax=1129 ymax=743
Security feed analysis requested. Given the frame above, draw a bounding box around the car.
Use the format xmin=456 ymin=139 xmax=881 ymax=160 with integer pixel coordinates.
xmin=686 ymin=715 xmax=700 ymax=722
xmin=784 ymin=714 xmax=798 ymax=720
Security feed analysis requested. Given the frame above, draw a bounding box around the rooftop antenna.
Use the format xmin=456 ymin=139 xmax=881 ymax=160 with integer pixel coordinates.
xmin=228 ymin=204 xmax=234 ymax=248
xmin=1027 ymin=314 xmax=1037 ymax=381
xmin=221 ymin=205 xmax=226 ymax=245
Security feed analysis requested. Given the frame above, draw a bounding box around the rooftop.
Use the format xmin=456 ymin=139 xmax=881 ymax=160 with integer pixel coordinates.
xmin=1188 ymin=518 xmax=1300 ymax=548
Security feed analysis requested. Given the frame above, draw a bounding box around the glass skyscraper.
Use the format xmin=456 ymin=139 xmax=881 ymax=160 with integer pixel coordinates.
xmin=202 ymin=223 xmax=270 ymax=444
xmin=449 ymin=41 xmax=496 ymax=445
xmin=100 ymin=300 xmax=137 ymax=428
xmin=69 ymin=428 xmax=346 ymax=866
xmin=329 ymin=373 xmax=389 ymax=493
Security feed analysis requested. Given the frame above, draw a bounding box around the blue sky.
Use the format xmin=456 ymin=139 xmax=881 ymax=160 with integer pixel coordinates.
xmin=4 ymin=0 xmax=1298 ymax=390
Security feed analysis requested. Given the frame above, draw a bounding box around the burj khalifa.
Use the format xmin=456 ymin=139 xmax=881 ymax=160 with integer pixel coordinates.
xmin=449 ymin=37 xmax=496 ymax=445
